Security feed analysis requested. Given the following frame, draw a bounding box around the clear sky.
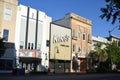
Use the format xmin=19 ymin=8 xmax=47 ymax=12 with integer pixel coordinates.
xmin=19 ymin=0 xmax=120 ymax=38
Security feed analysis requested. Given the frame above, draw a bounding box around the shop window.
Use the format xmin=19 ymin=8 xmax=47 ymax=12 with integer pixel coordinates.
xmin=0 ymin=59 xmax=13 ymax=70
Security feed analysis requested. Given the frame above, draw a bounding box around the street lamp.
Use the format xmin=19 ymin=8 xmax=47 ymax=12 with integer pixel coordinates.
xmin=108 ymin=25 xmax=120 ymax=71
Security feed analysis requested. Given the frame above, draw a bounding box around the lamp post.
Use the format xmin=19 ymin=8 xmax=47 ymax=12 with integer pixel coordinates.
xmin=108 ymin=25 xmax=120 ymax=71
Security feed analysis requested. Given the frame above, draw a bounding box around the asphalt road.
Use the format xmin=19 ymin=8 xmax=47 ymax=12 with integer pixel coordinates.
xmin=0 ymin=73 xmax=120 ymax=80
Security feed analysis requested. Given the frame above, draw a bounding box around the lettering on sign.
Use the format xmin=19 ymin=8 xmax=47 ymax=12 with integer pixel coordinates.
xmin=53 ymin=35 xmax=70 ymax=43
xmin=19 ymin=51 xmax=32 ymax=57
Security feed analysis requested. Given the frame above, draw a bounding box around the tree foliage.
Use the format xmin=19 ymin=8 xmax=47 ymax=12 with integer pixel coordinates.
xmin=0 ymin=37 xmax=6 ymax=57
xmin=89 ymin=42 xmax=108 ymax=63
xmin=100 ymin=0 xmax=120 ymax=24
xmin=105 ymin=41 xmax=120 ymax=64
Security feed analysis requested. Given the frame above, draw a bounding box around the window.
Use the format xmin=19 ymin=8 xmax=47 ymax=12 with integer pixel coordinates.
xmin=83 ymin=33 xmax=86 ymax=40
xmin=88 ymin=34 xmax=91 ymax=42
xmin=28 ymin=43 xmax=30 ymax=49
xmin=83 ymin=46 xmax=86 ymax=54
xmin=88 ymin=46 xmax=91 ymax=54
xmin=78 ymin=30 xmax=80 ymax=40
xmin=0 ymin=59 xmax=13 ymax=70
xmin=31 ymin=43 xmax=34 ymax=49
xmin=118 ymin=41 xmax=120 ymax=46
xmin=3 ymin=29 xmax=9 ymax=41
xmin=72 ymin=29 xmax=75 ymax=37
xmin=20 ymin=41 xmax=24 ymax=49
xmin=37 ymin=44 xmax=41 ymax=50
xmin=46 ymin=40 xmax=50 ymax=47
xmin=78 ymin=45 xmax=81 ymax=52
xmin=73 ymin=44 xmax=76 ymax=52
xmin=4 ymin=8 xmax=12 ymax=20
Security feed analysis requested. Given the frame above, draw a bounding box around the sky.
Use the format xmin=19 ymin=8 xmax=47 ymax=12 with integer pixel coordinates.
xmin=19 ymin=0 xmax=120 ymax=38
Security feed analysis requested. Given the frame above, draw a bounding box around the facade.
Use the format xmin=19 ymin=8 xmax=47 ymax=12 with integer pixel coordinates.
xmin=108 ymin=35 xmax=120 ymax=46
xmin=0 ymin=0 xmax=18 ymax=73
xmin=92 ymin=36 xmax=109 ymax=51
xmin=49 ymin=23 xmax=72 ymax=73
xmin=15 ymin=4 xmax=51 ymax=72
xmin=0 ymin=0 xmax=18 ymax=42
xmin=53 ymin=13 xmax=92 ymax=72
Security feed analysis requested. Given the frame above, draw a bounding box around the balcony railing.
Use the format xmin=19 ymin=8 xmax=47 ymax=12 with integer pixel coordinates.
xmin=72 ymin=36 xmax=77 ymax=40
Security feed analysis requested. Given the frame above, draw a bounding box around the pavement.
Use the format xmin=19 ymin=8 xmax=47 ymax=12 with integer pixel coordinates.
xmin=0 ymin=72 xmax=120 ymax=80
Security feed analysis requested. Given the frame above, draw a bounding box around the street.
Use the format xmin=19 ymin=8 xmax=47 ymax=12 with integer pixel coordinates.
xmin=0 ymin=73 xmax=120 ymax=80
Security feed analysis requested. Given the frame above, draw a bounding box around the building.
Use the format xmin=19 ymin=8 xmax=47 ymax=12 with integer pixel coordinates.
xmin=108 ymin=35 xmax=120 ymax=46
xmin=92 ymin=36 xmax=109 ymax=51
xmin=15 ymin=4 xmax=51 ymax=72
xmin=53 ymin=13 xmax=92 ymax=72
xmin=0 ymin=0 xmax=18 ymax=73
xmin=0 ymin=0 xmax=18 ymax=42
xmin=49 ymin=23 xmax=72 ymax=73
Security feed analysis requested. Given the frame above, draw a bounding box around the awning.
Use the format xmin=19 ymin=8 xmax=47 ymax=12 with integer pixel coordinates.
xmin=19 ymin=57 xmax=41 ymax=63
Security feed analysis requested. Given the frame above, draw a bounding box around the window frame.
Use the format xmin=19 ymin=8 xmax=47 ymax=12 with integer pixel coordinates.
xmin=3 ymin=29 xmax=9 ymax=41
xmin=4 ymin=8 xmax=12 ymax=21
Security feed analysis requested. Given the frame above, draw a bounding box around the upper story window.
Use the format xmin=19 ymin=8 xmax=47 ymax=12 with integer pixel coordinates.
xmin=78 ymin=45 xmax=81 ymax=52
xmin=46 ymin=40 xmax=50 ymax=47
xmin=88 ymin=34 xmax=91 ymax=43
xmin=118 ymin=41 xmax=120 ymax=46
xmin=78 ymin=30 xmax=80 ymax=40
xmin=28 ymin=43 xmax=31 ymax=49
xmin=37 ymin=44 xmax=41 ymax=50
xmin=83 ymin=46 xmax=86 ymax=54
xmin=73 ymin=44 xmax=76 ymax=52
xmin=31 ymin=43 xmax=34 ymax=49
xmin=3 ymin=29 xmax=9 ymax=41
xmin=20 ymin=41 xmax=24 ymax=49
xmin=72 ymin=29 xmax=76 ymax=37
xmin=28 ymin=43 xmax=34 ymax=49
xmin=83 ymin=33 xmax=86 ymax=40
xmin=4 ymin=8 xmax=12 ymax=21
xmin=88 ymin=46 xmax=91 ymax=54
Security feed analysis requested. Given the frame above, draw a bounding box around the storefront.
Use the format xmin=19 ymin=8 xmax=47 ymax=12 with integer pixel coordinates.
xmin=19 ymin=49 xmax=42 ymax=72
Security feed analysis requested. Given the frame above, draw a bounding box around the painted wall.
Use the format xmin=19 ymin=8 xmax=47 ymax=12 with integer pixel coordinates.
xmin=15 ymin=4 xmax=52 ymax=68
xmin=50 ymin=23 xmax=72 ymax=60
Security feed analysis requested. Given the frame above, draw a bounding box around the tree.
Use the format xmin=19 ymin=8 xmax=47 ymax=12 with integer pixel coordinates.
xmin=0 ymin=37 xmax=6 ymax=57
xmin=89 ymin=42 xmax=109 ymax=72
xmin=89 ymin=42 xmax=108 ymax=67
xmin=100 ymin=0 xmax=120 ymax=25
xmin=105 ymin=41 xmax=120 ymax=65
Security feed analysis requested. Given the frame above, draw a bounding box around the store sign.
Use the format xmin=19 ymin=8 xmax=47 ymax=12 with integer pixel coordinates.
xmin=19 ymin=50 xmax=38 ymax=57
xmin=53 ymin=35 xmax=70 ymax=43
xmin=19 ymin=51 xmax=32 ymax=57
xmin=50 ymin=23 xmax=71 ymax=60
